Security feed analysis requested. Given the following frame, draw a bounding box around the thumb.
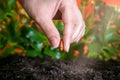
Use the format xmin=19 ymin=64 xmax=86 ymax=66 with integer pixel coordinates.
xmin=37 ymin=18 xmax=60 ymax=48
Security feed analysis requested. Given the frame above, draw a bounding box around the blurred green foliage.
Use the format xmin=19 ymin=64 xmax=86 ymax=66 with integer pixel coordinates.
xmin=0 ymin=0 xmax=120 ymax=61
xmin=82 ymin=0 xmax=120 ymax=61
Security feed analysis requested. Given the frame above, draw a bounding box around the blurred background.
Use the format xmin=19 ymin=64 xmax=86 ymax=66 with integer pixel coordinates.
xmin=0 ymin=0 xmax=120 ymax=61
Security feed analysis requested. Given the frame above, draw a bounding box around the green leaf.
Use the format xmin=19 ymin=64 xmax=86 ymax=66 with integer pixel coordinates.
xmin=25 ymin=50 xmax=42 ymax=58
xmin=87 ymin=42 xmax=102 ymax=58
xmin=44 ymin=46 xmax=61 ymax=59
xmin=87 ymin=52 xmax=98 ymax=58
xmin=105 ymin=28 xmax=120 ymax=42
xmin=26 ymin=27 xmax=47 ymax=42
xmin=105 ymin=33 xmax=114 ymax=42
xmin=0 ymin=34 xmax=8 ymax=49
xmin=8 ymin=0 xmax=16 ymax=10
xmin=88 ymin=42 xmax=101 ymax=53
xmin=102 ymin=51 xmax=111 ymax=60
xmin=0 ymin=47 xmax=14 ymax=57
xmin=103 ymin=46 xmax=117 ymax=54
xmin=0 ymin=9 xmax=6 ymax=21
xmin=5 ymin=21 xmax=17 ymax=41
xmin=32 ymin=42 xmax=43 ymax=51
xmin=55 ymin=21 xmax=64 ymax=36
xmin=98 ymin=55 xmax=104 ymax=60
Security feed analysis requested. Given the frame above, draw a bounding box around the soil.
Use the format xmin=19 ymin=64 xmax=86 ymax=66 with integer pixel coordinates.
xmin=0 ymin=55 xmax=120 ymax=80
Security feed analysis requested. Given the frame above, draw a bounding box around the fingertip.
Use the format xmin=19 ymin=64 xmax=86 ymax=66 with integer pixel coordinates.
xmin=64 ymin=41 xmax=70 ymax=52
xmin=50 ymin=36 xmax=60 ymax=49
xmin=63 ymin=37 xmax=71 ymax=52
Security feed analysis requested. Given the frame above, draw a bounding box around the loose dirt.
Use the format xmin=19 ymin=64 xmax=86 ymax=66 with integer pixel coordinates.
xmin=0 ymin=55 xmax=120 ymax=80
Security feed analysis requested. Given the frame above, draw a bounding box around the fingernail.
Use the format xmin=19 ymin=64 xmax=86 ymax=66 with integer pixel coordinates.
xmin=50 ymin=37 xmax=58 ymax=48
xmin=65 ymin=41 xmax=70 ymax=52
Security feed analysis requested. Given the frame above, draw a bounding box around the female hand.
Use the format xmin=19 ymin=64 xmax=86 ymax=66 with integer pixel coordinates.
xmin=19 ymin=0 xmax=85 ymax=52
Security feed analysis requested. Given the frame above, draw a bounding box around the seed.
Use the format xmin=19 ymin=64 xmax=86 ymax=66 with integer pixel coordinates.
xmin=59 ymin=39 xmax=64 ymax=51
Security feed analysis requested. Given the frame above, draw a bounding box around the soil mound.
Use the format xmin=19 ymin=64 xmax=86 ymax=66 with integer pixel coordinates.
xmin=0 ymin=55 xmax=120 ymax=80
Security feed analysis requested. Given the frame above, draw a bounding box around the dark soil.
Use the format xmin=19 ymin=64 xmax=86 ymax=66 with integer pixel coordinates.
xmin=0 ymin=55 xmax=120 ymax=80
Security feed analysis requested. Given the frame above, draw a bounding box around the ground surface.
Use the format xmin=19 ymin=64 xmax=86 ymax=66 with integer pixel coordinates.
xmin=0 ymin=55 xmax=120 ymax=80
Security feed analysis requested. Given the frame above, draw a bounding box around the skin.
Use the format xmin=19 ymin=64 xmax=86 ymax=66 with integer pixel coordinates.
xmin=19 ymin=0 xmax=85 ymax=52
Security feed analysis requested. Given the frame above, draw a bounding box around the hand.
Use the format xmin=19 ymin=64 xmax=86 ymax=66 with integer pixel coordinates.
xmin=19 ymin=0 xmax=85 ymax=52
